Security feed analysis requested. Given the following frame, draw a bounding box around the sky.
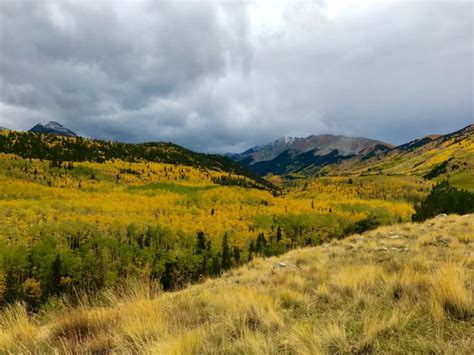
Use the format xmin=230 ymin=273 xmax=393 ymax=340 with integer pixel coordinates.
xmin=0 ymin=0 xmax=472 ymax=153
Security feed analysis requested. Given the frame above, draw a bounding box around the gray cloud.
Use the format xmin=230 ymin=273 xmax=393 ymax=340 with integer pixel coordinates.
xmin=0 ymin=0 xmax=472 ymax=153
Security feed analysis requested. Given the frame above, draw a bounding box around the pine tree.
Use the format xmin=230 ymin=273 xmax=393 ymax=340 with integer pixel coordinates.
xmin=276 ymin=226 xmax=282 ymax=242
xmin=233 ymin=246 xmax=240 ymax=264
xmin=248 ymin=240 xmax=255 ymax=262
xmin=211 ymin=256 xmax=221 ymax=276
xmin=221 ymin=233 xmax=231 ymax=270
xmin=196 ymin=231 xmax=206 ymax=254
xmin=45 ymin=254 xmax=62 ymax=298
xmin=161 ymin=262 xmax=175 ymax=291
xmin=256 ymin=233 xmax=267 ymax=254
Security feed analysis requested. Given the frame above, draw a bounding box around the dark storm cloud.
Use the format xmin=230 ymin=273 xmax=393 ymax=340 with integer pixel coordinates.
xmin=0 ymin=0 xmax=472 ymax=152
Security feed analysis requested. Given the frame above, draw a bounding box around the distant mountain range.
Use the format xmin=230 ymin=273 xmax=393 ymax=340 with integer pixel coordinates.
xmin=229 ymin=134 xmax=393 ymax=175
xmin=29 ymin=121 xmax=77 ymax=137
xmin=229 ymin=125 xmax=473 ymax=177
xmin=3 ymin=121 xmax=472 ymax=182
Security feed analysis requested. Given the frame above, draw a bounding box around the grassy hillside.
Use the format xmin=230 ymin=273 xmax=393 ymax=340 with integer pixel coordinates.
xmin=0 ymin=152 xmax=421 ymax=307
xmin=1 ymin=214 xmax=472 ymax=353
xmin=317 ymin=125 xmax=474 ymax=191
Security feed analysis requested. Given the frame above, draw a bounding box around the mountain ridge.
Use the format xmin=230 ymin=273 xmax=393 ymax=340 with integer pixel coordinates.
xmin=230 ymin=133 xmax=394 ymax=176
xmin=0 ymin=128 xmax=277 ymax=192
xmin=321 ymin=124 xmax=473 ymax=187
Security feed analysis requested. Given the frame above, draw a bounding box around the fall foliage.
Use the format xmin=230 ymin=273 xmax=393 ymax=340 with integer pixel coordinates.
xmin=0 ymin=150 xmax=420 ymax=307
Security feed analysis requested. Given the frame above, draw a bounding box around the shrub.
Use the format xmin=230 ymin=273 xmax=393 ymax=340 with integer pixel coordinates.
xmin=344 ymin=215 xmax=380 ymax=235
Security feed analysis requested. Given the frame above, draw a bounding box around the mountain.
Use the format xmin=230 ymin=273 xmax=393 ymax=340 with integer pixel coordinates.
xmin=321 ymin=124 xmax=474 ymax=190
xmin=0 ymin=126 xmax=9 ymax=131
xmin=328 ymin=125 xmax=473 ymax=174
xmin=231 ymin=134 xmax=393 ymax=175
xmin=29 ymin=121 xmax=77 ymax=137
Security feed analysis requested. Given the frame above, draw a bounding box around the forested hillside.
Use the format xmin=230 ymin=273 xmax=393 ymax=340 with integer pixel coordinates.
xmin=0 ymin=130 xmax=275 ymax=191
xmin=0 ymin=150 xmax=422 ymax=308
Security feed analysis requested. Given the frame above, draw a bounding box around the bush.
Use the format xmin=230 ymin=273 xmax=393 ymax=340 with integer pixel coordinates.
xmin=344 ymin=215 xmax=380 ymax=235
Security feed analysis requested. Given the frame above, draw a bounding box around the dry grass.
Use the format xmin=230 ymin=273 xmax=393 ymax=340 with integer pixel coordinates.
xmin=1 ymin=214 xmax=473 ymax=354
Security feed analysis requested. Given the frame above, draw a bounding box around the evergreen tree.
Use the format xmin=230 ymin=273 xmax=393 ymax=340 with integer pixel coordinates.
xmin=195 ymin=231 xmax=206 ymax=254
xmin=248 ymin=240 xmax=255 ymax=262
xmin=45 ymin=254 xmax=62 ymax=298
xmin=161 ymin=262 xmax=175 ymax=291
xmin=233 ymin=246 xmax=240 ymax=264
xmin=221 ymin=233 xmax=231 ymax=270
xmin=256 ymin=233 xmax=267 ymax=254
xmin=4 ymin=270 xmax=17 ymax=303
xmin=276 ymin=226 xmax=282 ymax=242
xmin=211 ymin=256 xmax=221 ymax=276
xmin=201 ymin=253 xmax=209 ymax=275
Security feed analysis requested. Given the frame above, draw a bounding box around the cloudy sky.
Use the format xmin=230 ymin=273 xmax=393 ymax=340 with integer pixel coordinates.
xmin=0 ymin=0 xmax=472 ymax=152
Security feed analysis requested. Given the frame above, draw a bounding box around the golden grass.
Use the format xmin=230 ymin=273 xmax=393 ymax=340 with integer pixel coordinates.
xmin=1 ymin=214 xmax=473 ymax=354
xmin=431 ymin=264 xmax=472 ymax=320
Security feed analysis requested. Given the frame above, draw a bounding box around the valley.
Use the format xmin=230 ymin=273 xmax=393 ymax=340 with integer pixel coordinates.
xmin=0 ymin=145 xmax=421 ymax=307
xmin=0 ymin=125 xmax=472 ymax=354
xmin=1 ymin=1 xmax=472 ymax=353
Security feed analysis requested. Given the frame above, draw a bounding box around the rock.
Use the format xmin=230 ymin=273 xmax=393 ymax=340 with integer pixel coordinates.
xmin=377 ymin=246 xmax=388 ymax=252
xmin=321 ymin=243 xmax=330 ymax=248
xmin=274 ymin=262 xmax=300 ymax=270
xmin=355 ymin=236 xmax=367 ymax=242
xmin=389 ymin=235 xmax=400 ymax=239
xmin=438 ymin=213 xmax=448 ymax=218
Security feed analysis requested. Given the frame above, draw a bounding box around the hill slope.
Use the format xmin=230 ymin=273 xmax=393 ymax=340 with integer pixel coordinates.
xmin=1 ymin=214 xmax=472 ymax=353
xmin=0 ymin=152 xmax=419 ymax=308
xmin=323 ymin=124 xmax=474 ymax=190
xmin=0 ymin=129 xmax=275 ymax=191
xmin=231 ymin=134 xmax=393 ymax=176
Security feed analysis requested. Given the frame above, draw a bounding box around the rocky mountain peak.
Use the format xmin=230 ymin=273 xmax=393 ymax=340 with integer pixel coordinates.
xmin=29 ymin=121 xmax=77 ymax=137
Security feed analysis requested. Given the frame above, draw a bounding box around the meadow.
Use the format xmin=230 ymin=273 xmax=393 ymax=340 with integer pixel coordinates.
xmin=0 ymin=152 xmax=424 ymax=307
xmin=1 ymin=214 xmax=472 ymax=353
